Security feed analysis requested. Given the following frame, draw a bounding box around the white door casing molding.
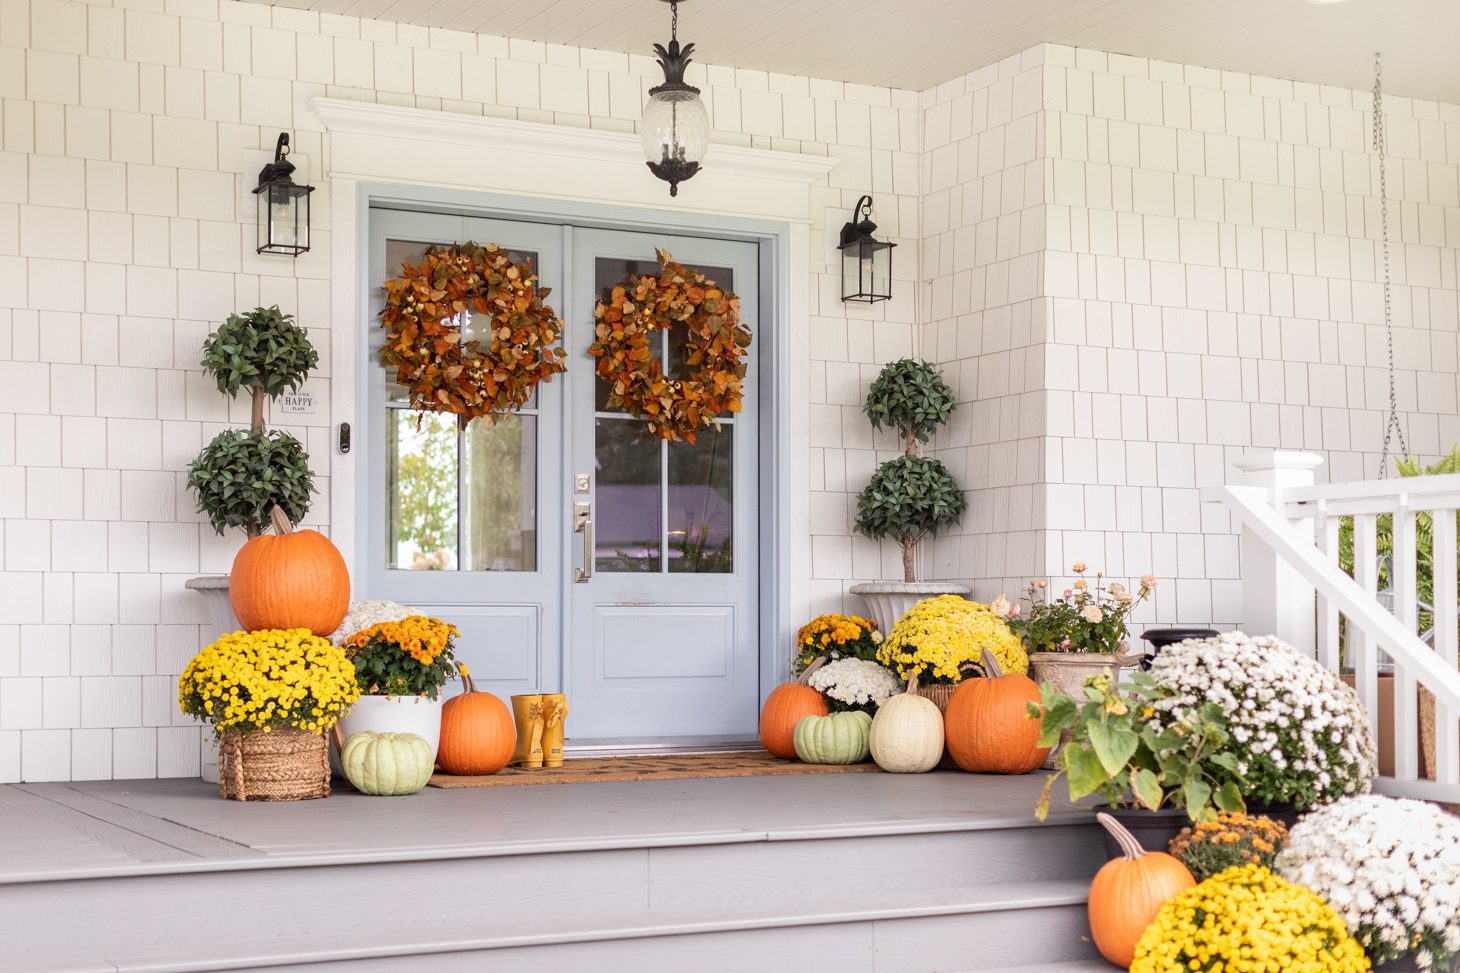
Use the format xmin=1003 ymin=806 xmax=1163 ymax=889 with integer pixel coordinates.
xmin=311 ymin=96 xmax=835 ymax=701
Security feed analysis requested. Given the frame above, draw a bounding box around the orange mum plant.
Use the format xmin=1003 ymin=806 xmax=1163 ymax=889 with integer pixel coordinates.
xmin=588 ymin=250 xmax=751 ymax=443
xmin=379 ymin=241 xmax=567 ymax=426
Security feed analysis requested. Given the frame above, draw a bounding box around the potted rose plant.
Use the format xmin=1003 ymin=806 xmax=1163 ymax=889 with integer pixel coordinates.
xmin=849 ymin=359 xmax=969 ymax=631
xmin=338 ymin=615 xmax=463 ymax=761
xmin=1006 ymin=563 xmax=1154 ymax=699
xmin=1033 ymin=670 xmax=1247 ymax=855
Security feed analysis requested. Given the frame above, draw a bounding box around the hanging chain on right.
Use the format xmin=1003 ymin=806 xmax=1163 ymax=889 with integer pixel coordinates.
xmin=1373 ymin=51 xmax=1408 ymax=478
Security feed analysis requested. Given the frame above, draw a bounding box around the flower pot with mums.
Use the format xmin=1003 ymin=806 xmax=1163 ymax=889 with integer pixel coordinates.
xmin=178 ymin=629 xmax=360 ymax=801
xmin=792 ymin=614 xmax=882 ymax=675
xmin=1145 ymin=632 xmax=1377 ymax=812
xmin=849 ymin=359 xmax=969 ymax=631
xmin=1033 ymin=670 xmax=1248 ymax=854
xmin=1130 ymin=863 xmax=1370 ymax=973
xmin=339 ymin=616 xmax=462 ymax=761
xmin=803 ymin=658 xmax=903 ymax=715
xmin=1167 ymin=812 xmax=1289 ymax=882
xmin=1276 ymin=794 xmax=1460 ymax=972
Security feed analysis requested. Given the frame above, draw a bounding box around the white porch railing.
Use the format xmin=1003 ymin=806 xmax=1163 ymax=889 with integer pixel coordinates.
xmin=1205 ymin=450 xmax=1460 ymax=804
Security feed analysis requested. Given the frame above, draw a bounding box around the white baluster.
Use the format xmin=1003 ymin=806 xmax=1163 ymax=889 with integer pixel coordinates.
xmin=1353 ymin=513 xmax=1380 ymax=744
xmin=1317 ymin=505 xmax=1341 ymax=673
xmin=1392 ymin=499 xmax=1418 ymax=781
xmin=1433 ymin=507 xmax=1458 ymax=787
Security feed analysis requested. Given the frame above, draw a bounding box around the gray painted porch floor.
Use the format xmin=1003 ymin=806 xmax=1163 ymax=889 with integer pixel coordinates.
xmin=0 ymin=770 xmax=1084 ymax=883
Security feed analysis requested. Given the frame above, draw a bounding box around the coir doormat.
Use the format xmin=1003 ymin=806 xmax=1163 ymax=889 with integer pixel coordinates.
xmin=428 ymin=749 xmax=880 ymax=788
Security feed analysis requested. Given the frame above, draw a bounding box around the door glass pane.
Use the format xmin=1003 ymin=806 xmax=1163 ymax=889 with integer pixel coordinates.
xmin=665 ymin=264 xmax=734 ymax=382
xmin=463 ymin=415 xmax=538 ymax=571
xmin=595 ymin=417 xmax=661 ymax=572
xmin=668 ymin=427 xmax=733 ymax=573
xmin=594 ymin=256 xmax=660 ymax=412
xmin=388 ymin=410 xmax=458 ymax=571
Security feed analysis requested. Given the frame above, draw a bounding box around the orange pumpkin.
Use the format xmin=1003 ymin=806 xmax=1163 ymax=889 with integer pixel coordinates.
xmin=1088 ymin=812 xmax=1196 ymax=967
xmin=944 ymin=649 xmax=1049 ymax=774
xmin=230 ymin=505 xmax=350 ymax=636
xmin=436 ymin=669 xmax=516 ymax=776
xmin=759 ymin=657 xmax=830 ymax=759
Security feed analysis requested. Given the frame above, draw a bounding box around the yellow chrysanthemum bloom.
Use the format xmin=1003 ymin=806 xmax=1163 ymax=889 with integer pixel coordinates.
xmin=1131 ymin=864 xmax=1369 ymax=973
xmin=178 ymin=629 xmax=360 ymax=735
xmin=876 ymin=595 xmax=1027 ymax=683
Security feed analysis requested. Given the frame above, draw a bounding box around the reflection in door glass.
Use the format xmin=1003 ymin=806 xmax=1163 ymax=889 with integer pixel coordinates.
xmin=665 ymin=264 xmax=733 ymax=380
xmin=668 ymin=426 xmax=733 ymax=573
xmin=388 ymin=410 xmax=458 ymax=571
xmin=595 ymin=417 xmax=661 ymax=572
xmin=593 ymin=256 xmax=661 ymax=412
xmin=464 ymin=416 xmax=538 ymax=571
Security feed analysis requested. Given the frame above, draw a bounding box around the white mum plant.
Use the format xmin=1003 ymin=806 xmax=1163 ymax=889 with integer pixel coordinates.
xmin=807 ymin=658 xmax=903 ymax=713
xmin=1276 ymin=795 xmax=1460 ymax=969
xmin=1145 ymin=632 xmax=1375 ymax=809
xmin=328 ymin=599 xmax=418 ymax=646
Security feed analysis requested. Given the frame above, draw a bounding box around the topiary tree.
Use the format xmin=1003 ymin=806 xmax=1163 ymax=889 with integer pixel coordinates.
xmin=854 ymin=359 xmax=966 ymax=582
xmin=187 ymin=307 xmax=318 ymax=538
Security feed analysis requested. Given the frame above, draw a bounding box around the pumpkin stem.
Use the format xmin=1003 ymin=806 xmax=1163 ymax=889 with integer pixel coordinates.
xmin=1095 ymin=812 xmax=1148 ymax=861
xmin=455 ymin=661 xmax=477 ymax=695
xmin=906 ymin=671 xmax=920 ymax=697
xmin=797 ymin=656 xmax=827 ymax=685
xmin=978 ymin=648 xmax=1005 ymax=679
xmin=269 ymin=505 xmax=296 ymax=535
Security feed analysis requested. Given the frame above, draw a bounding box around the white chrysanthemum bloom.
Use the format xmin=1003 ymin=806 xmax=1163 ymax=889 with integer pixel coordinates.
xmin=328 ymin=599 xmax=418 ymax=645
xmin=807 ymin=658 xmax=903 ymax=710
xmin=1277 ymin=795 xmax=1460 ymax=969
xmin=1145 ymin=632 xmax=1375 ymax=807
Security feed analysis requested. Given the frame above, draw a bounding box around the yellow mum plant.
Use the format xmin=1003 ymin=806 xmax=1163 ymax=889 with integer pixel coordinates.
xmin=179 ymin=629 xmax=361 ymax=735
xmin=877 ymin=595 xmax=1028 ymax=684
xmin=1131 ymin=863 xmax=1370 ymax=973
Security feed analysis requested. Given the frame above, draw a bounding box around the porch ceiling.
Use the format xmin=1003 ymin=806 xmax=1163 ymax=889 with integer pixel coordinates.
xmin=252 ymin=0 xmax=1460 ymax=103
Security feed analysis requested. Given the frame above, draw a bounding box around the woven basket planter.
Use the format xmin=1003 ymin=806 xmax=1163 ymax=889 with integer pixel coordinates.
xmin=919 ymin=683 xmax=959 ymax=770
xmin=218 ymin=727 xmax=331 ymax=802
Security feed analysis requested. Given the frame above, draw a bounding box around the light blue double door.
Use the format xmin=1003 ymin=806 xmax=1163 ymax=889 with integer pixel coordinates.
xmin=364 ymin=209 xmax=760 ymax=745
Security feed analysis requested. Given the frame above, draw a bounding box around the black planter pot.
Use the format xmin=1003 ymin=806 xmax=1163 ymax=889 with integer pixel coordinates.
xmin=1097 ymin=805 xmax=1191 ymax=858
xmin=1245 ymin=803 xmax=1302 ymax=830
xmin=1139 ymin=627 xmax=1220 ymax=671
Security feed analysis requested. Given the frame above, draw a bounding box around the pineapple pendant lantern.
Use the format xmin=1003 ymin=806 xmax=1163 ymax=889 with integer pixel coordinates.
xmin=642 ymin=0 xmax=709 ymax=196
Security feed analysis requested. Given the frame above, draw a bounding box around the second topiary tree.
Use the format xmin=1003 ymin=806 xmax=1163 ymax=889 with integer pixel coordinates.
xmin=854 ymin=358 xmax=966 ymax=582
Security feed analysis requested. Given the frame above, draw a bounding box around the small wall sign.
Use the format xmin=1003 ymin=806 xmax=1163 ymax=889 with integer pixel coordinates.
xmin=279 ymin=390 xmax=317 ymax=415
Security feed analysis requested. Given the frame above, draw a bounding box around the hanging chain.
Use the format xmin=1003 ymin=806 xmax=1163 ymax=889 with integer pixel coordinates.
xmin=670 ymin=1 xmax=678 ymax=42
xmin=1373 ymin=52 xmax=1408 ymax=477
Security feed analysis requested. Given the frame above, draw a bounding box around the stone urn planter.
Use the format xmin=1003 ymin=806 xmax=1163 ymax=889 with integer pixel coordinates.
xmin=1027 ymin=651 xmax=1122 ymax=699
xmin=849 ymin=581 xmax=971 ymax=634
xmin=185 ymin=575 xmax=242 ymax=785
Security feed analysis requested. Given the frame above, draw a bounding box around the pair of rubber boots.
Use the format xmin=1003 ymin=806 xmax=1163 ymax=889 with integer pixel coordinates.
xmin=510 ymin=694 xmax=568 ymax=768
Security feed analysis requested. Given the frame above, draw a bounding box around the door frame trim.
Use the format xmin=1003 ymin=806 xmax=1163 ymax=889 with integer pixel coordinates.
xmin=334 ymin=182 xmax=812 ymax=710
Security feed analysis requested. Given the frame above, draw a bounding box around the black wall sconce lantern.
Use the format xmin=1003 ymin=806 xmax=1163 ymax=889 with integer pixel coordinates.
xmin=253 ymin=133 xmax=314 ymax=256
xmin=642 ymin=0 xmax=708 ymax=196
xmin=838 ymin=195 xmax=896 ymax=303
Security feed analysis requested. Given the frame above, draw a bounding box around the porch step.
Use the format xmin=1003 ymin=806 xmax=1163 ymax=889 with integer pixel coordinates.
xmin=34 ymin=879 xmax=1102 ymax=972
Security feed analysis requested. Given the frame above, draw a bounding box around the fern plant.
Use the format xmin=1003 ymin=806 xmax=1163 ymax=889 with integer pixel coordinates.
xmin=854 ymin=359 xmax=966 ymax=582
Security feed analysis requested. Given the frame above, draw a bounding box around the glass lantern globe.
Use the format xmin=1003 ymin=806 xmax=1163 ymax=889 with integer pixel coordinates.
xmin=641 ymin=87 xmax=709 ymax=196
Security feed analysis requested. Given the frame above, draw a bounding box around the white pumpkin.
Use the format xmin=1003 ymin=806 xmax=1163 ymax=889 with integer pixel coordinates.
xmin=869 ymin=674 xmax=944 ymax=773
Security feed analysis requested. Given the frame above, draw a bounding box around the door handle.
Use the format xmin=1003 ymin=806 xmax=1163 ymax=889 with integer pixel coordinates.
xmin=573 ymin=500 xmax=593 ymax=582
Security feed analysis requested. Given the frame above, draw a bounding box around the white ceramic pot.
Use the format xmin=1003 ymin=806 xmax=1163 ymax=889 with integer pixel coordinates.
xmin=339 ymin=695 xmax=444 ymax=760
xmin=848 ymin=581 xmax=972 ymax=634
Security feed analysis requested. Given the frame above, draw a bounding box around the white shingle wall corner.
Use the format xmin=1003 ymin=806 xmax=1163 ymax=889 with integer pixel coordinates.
xmin=1037 ymin=42 xmax=1460 ymax=635
xmin=1 ymin=0 xmax=921 ymax=781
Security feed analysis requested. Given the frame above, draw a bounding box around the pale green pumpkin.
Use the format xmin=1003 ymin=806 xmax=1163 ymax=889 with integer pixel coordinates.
xmin=792 ymin=710 xmax=873 ymax=765
xmin=341 ymin=731 xmax=434 ymax=796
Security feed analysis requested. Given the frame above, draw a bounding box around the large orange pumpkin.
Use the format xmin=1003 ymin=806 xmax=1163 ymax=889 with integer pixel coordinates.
xmin=759 ymin=657 xmax=830 ymax=759
xmin=230 ymin=505 xmax=350 ymax=636
xmin=436 ymin=670 xmax=516 ymax=776
xmin=1088 ymin=812 xmax=1196 ymax=967
xmin=944 ymin=649 xmax=1049 ymax=774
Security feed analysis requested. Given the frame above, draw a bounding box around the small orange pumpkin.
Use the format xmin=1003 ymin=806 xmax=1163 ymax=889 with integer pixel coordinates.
xmin=944 ymin=649 xmax=1049 ymax=774
xmin=230 ymin=506 xmax=350 ymax=636
xmin=759 ymin=657 xmax=830 ymax=759
xmin=437 ymin=669 xmax=516 ymax=776
xmin=1088 ymin=812 xmax=1196 ymax=967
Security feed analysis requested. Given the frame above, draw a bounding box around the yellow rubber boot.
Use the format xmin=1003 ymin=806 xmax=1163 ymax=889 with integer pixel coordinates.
xmin=510 ymin=695 xmax=544 ymax=768
xmin=541 ymin=695 xmax=569 ymax=768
